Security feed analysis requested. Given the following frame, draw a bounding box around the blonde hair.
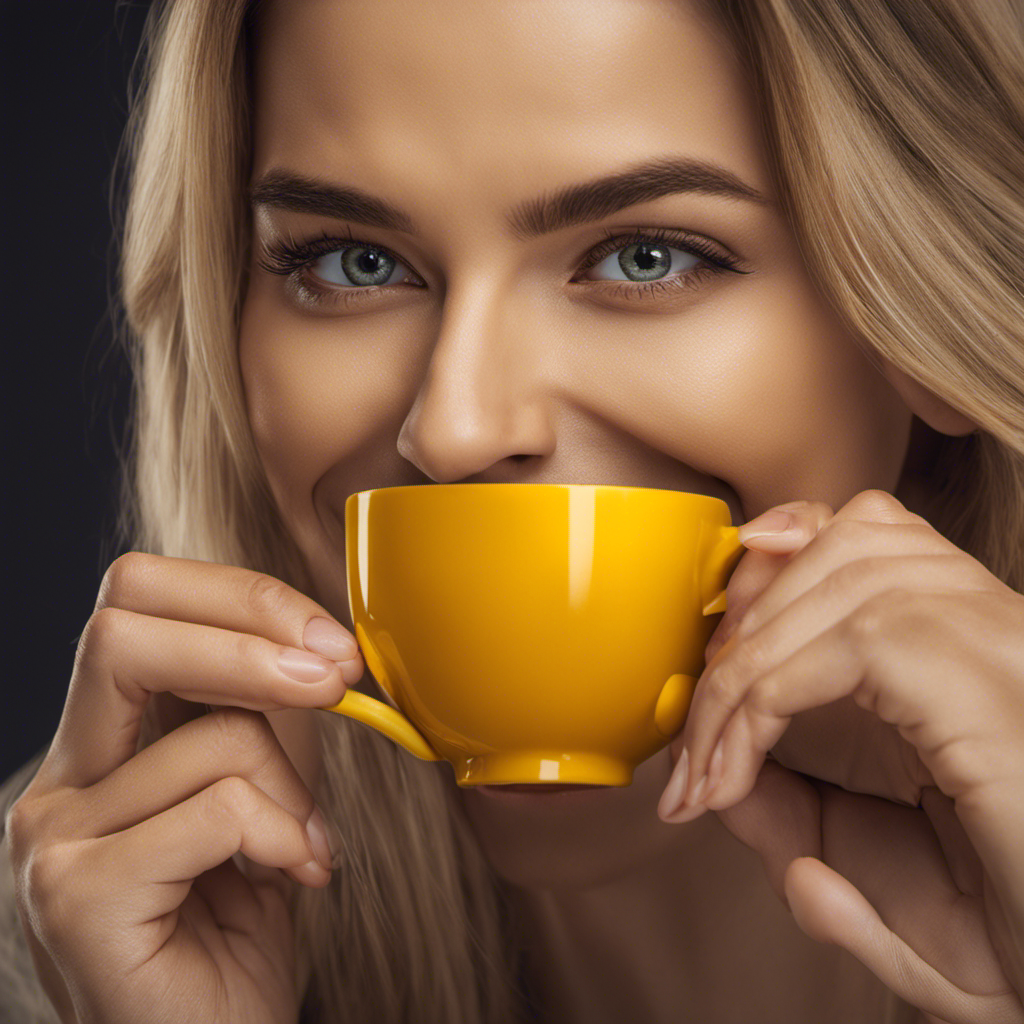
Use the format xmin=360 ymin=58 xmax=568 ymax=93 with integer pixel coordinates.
xmin=3 ymin=0 xmax=1023 ymax=1020
xmin=722 ymin=0 xmax=1024 ymax=590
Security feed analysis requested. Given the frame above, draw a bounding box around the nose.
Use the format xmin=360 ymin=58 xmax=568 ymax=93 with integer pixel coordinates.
xmin=396 ymin=282 xmax=558 ymax=482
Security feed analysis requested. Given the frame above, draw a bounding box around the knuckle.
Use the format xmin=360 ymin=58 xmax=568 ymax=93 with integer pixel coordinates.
xmin=707 ymin=639 xmax=762 ymax=708
xmin=903 ymin=519 xmax=949 ymax=550
xmin=746 ymin=674 xmax=783 ymax=717
xmin=205 ymin=775 xmax=260 ymax=825
xmin=844 ymin=489 xmax=906 ymax=522
xmin=77 ymin=606 xmax=133 ymax=669
xmin=847 ymin=590 xmax=907 ymax=649
xmin=246 ymin=573 xmax=295 ymax=623
xmin=5 ymin=795 xmax=46 ymax=864
xmin=233 ymin=629 xmax=270 ymax=669
xmin=729 ymin=633 xmax=769 ymax=685
xmin=23 ymin=843 xmax=80 ymax=927
xmin=825 ymin=558 xmax=874 ymax=599
xmin=97 ymin=551 xmax=156 ymax=610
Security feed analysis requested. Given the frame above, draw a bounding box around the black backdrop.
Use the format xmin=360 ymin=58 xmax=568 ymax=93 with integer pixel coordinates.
xmin=4 ymin=3 xmax=150 ymax=781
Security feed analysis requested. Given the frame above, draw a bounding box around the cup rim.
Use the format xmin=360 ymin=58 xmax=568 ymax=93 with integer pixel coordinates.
xmin=347 ymin=482 xmax=732 ymax=514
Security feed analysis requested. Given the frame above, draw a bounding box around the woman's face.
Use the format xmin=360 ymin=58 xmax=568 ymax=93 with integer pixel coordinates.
xmin=241 ymin=0 xmax=913 ymax=887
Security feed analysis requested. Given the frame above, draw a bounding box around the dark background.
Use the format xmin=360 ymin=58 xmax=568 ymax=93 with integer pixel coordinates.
xmin=4 ymin=2 xmax=150 ymax=780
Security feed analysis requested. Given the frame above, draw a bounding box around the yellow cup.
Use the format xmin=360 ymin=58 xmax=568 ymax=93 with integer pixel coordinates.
xmin=322 ymin=484 xmax=742 ymax=786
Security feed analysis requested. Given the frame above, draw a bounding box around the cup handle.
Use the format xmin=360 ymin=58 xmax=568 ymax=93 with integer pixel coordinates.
xmin=701 ymin=525 xmax=744 ymax=616
xmin=320 ymin=691 xmax=443 ymax=762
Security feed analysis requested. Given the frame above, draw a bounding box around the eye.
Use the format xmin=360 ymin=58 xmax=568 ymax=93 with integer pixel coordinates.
xmin=584 ymin=240 xmax=700 ymax=284
xmin=310 ymin=245 xmax=415 ymax=287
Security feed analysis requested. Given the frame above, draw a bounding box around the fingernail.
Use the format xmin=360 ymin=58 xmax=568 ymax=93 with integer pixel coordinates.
xmin=661 ymin=800 xmax=709 ymax=825
xmin=738 ymin=510 xmax=794 ymax=542
xmin=303 ymin=617 xmax=359 ymax=661
xmin=278 ymin=648 xmax=334 ymax=683
xmin=705 ymin=737 xmax=726 ymax=798
xmin=292 ymin=859 xmax=330 ymax=887
xmin=305 ymin=806 xmax=334 ymax=870
xmin=688 ymin=771 xmax=710 ymax=808
xmin=658 ymin=748 xmax=689 ymax=820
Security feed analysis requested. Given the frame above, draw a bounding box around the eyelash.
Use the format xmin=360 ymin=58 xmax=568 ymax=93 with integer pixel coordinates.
xmin=256 ymin=225 xmax=747 ymax=308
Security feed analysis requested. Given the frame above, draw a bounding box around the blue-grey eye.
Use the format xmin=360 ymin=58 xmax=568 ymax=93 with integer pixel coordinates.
xmin=589 ymin=242 xmax=699 ymax=283
xmin=311 ymin=246 xmax=412 ymax=287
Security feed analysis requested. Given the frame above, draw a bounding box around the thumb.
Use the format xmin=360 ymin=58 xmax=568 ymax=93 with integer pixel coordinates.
xmin=784 ymin=859 xmax=1024 ymax=1024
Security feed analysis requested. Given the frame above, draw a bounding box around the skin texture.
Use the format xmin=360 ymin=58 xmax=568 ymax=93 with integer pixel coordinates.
xmin=8 ymin=2 xmax=1022 ymax=1023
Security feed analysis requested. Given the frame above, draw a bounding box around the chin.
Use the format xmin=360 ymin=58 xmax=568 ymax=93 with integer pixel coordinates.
xmin=456 ymin=750 xmax=685 ymax=890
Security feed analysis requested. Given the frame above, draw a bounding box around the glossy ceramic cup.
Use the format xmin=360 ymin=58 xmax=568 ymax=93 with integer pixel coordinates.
xmin=321 ymin=484 xmax=742 ymax=786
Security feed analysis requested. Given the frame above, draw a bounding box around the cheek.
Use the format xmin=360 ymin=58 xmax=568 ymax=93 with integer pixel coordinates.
xmin=610 ymin=270 xmax=912 ymax=512
xmin=238 ymin=280 xmax=414 ymax=525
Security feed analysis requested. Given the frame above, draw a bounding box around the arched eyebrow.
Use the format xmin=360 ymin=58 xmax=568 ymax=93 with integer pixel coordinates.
xmin=249 ymin=156 xmax=771 ymax=239
xmin=507 ymin=156 xmax=772 ymax=238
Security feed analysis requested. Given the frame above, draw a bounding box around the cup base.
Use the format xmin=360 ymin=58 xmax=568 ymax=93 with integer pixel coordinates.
xmin=454 ymin=751 xmax=633 ymax=787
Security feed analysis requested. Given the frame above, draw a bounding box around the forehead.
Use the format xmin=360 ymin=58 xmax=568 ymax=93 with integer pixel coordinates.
xmin=250 ymin=0 xmax=771 ymax=218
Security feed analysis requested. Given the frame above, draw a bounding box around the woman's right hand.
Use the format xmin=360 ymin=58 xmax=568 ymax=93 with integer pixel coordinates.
xmin=4 ymin=553 xmax=362 ymax=1024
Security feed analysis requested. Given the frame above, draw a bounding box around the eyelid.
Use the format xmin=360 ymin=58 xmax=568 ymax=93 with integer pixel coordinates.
xmin=257 ymin=224 xmax=747 ymax=311
xmin=257 ymin=231 xmax=426 ymax=284
xmin=573 ymin=227 xmax=744 ymax=278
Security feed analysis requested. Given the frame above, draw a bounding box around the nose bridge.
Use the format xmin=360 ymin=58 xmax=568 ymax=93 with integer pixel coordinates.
xmin=396 ymin=276 xmax=557 ymax=482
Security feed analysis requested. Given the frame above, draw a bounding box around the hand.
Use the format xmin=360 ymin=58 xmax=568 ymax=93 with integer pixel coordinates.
xmin=5 ymin=554 xmax=362 ymax=1024
xmin=658 ymin=491 xmax=1024 ymax=1023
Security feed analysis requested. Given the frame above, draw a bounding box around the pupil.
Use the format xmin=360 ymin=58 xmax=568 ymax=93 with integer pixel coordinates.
xmin=619 ymin=242 xmax=671 ymax=281
xmin=342 ymin=246 xmax=394 ymax=285
xmin=636 ymin=245 xmax=662 ymax=270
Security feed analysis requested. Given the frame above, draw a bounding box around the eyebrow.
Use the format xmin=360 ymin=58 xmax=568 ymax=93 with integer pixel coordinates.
xmin=249 ymin=156 xmax=771 ymax=239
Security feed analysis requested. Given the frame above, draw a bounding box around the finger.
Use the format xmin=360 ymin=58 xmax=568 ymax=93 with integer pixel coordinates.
xmin=703 ymin=500 xmax=833 ymax=666
xmin=680 ymin=562 xmax=991 ymax=812
xmin=817 ymin=786 xmax=1004 ymax=995
xmin=25 ymin=782 xmax=332 ymax=975
xmin=785 ymin=858 xmax=1024 ymax=1023
xmin=67 ymin=708 xmax=317 ymax=838
xmin=49 ymin=608 xmax=348 ymax=788
xmin=705 ymin=549 xmax=793 ymax=666
xmin=83 ymin=776 xmax=332 ymax=927
xmin=735 ymin=499 xmax=834 ymax=555
xmin=96 ymin=553 xmax=360 ymax=662
xmin=733 ymin=505 xmax=977 ymax=645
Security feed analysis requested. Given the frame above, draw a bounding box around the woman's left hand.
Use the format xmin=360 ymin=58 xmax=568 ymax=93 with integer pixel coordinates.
xmin=658 ymin=490 xmax=1024 ymax=1023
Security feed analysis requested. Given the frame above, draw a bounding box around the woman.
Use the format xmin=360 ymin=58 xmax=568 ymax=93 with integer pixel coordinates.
xmin=2 ymin=0 xmax=1023 ymax=1020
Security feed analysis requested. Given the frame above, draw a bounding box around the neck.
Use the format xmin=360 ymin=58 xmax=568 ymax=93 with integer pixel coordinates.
xmin=513 ymin=812 xmax=899 ymax=1023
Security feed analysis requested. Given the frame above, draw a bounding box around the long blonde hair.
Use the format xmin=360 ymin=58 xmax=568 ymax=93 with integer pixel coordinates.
xmin=3 ymin=1 xmax=1023 ymax=1020
xmin=723 ymin=0 xmax=1024 ymax=590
